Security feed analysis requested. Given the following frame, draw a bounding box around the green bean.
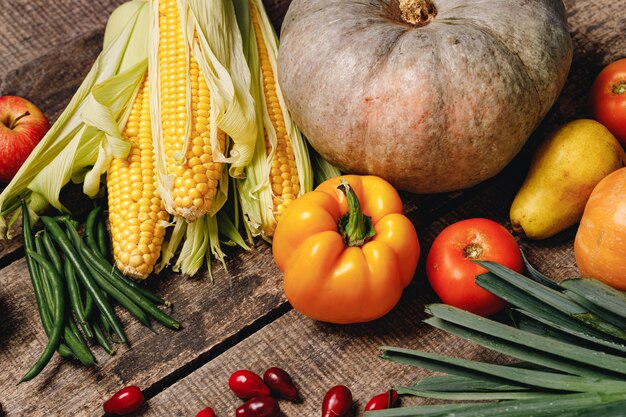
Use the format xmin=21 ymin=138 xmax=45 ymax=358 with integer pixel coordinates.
xmin=34 ymin=233 xmax=55 ymax=314
xmin=81 ymin=245 xmax=181 ymax=330
xmin=88 ymin=247 xmax=169 ymax=306
xmin=82 ymin=251 xmax=152 ymax=328
xmin=98 ymin=309 xmax=115 ymax=341
xmin=93 ymin=321 xmax=116 ymax=356
xmin=41 ymin=230 xmax=63 ymax=278
xmin=84 ymin=290 xmax=94 ymax=317
xmin=20 ymin=251 xmax=66 ymax=383
xmin=21 ymin=202 xmax=74 ymax=359
xmin=63 ymin=220 xmax=95 ymax=318
xmin=63 ymin=323 xmax=96 ymax=366
xmin=97 ymin=214 xmax=109 ymax=258
xmin=64 ymin=258 xmax=94 ymax=339
xmin=34 ymin=234 xmax=85 ymax=356
xmin=64 ymin=219 xmax=154 ymax=328
xmin=40 ymin=216 xmax=127 ymax=343
xmin=84 ymin=205 xmax=102 ymax=255
xmin=66 ymin=311 xmax=86 ymax=345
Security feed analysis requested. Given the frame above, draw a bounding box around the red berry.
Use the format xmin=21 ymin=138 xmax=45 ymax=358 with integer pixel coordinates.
xmin=235 ymin=396 xmax=279 ymax=417
xmin=195 ymin=407 xmax=217 ymax=417
xmin=364 ymin=390 xmax=399 ymax=411
xmin=322 ymin=385 xmax=352 ymax=417
xmin=103 ymin=385 xmax=144 ymax=415
xmin=229 ymin=370 xmax=271 ymax=399
xmin=263 ymin=367 xmax=298 ymax=400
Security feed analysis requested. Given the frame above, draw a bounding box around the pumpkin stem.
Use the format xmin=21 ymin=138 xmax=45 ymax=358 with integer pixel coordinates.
xmin=337 ymin=179 xmax=376 ymax=247
xmin=399 ymin=0 xmax=437 ymax=26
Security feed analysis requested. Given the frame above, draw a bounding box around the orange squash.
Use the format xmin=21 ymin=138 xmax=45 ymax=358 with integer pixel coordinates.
xmin=574 ymin=167 xmax=626 ymax=290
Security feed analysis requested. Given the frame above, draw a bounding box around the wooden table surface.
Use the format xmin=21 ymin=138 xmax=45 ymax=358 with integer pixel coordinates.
xmin=0 ymin=0 xmax=623 ymax=416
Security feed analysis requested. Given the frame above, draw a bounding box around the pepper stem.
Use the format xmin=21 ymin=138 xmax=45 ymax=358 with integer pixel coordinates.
xmin=337 ymin=179 xmax=376 ymax=247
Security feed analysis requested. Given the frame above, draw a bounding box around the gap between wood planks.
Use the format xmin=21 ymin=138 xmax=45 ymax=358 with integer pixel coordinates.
xmin=128 ymin=152 xmax=536 ymax=408
xmin=140 ymin=302 xmax=293 ymax=403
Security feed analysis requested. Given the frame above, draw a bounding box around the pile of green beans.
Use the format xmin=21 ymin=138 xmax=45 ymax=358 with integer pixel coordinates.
xmin=20 ymin=202 xmax=181 ymax=383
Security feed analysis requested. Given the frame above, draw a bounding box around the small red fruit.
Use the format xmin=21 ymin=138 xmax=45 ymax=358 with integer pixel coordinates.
xmin=364 ymin=389 xmax=399 ymax=411
xmin=103 ymin=385 xmax=144 ymax=415
xmin=263 ymin=367 xmax=298 ymax=400
xmin=195 ymin=407 xmax=217 ymax=417
xmin=235 ymin=396 xmax=279 ymax=417
xmin=229 ymin=370 xmax=271 ymax=399
xmin=0 ymin=96 xmax=50 ymax=183
xmin=322 ymin=385 xmax=353 ymax=417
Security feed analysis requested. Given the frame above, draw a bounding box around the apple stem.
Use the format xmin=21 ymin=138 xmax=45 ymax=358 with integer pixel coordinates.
xmin=9 ymin=111 xmax=30 ymax=130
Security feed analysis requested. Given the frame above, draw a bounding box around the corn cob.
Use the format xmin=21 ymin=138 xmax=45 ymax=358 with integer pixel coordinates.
xmin=237 ymin=0 xmax=313 ymax=238
xmin=250 ymin=2 xmax=300 ymax=222
xmin=157 ymin=0 xmax=226 ymax=221
xmin=153 ymin=0 xmax=257 ymax=277
xmin=107 ymin=75 xmax=169 ymax=279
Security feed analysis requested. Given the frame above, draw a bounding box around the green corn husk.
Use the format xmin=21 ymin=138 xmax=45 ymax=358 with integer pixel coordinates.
xmin=233 ymin=0 xmax=313 ymax=240
xmin=147 ymin=0 xmax=257 ymax=277
xmin=0 ymin=0 xmax=151 ymax=238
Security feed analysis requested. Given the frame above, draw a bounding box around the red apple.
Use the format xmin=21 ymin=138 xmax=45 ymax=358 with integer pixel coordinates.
xmin=0 ymin=96 xmax=50 ymax=183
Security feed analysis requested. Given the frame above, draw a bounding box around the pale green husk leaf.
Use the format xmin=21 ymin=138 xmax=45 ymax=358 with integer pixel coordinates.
xmin=0 ymin=0 xmax=150 ymax=238
xmin=235 ymin=0 xmax=313 ymax=239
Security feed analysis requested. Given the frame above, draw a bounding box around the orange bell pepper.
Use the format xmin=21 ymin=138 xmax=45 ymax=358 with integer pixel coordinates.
xmin=272 ymin=175 xmax=420 ymax=324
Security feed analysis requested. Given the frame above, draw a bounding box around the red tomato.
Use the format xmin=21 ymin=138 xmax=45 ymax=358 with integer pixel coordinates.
xmin=589 ymin=58 xmax=626 ymax=147
xmin=426 ymin=218 xmax=523 ymax=317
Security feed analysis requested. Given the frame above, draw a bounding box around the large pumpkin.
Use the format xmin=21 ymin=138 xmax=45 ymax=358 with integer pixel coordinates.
xmin=278 ymin=0 xmax=573 ymax=193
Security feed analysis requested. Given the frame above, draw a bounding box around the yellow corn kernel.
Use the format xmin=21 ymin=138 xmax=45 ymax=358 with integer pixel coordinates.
xmin=250 ymin=1 xmax=300 ymax=222
xmin=158 ymin=0 xmax=225 ymax=221
xmin=107 ymin=75 xmax=170 ymax=279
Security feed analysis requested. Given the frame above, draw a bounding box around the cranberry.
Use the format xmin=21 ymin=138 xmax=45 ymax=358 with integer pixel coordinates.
xmin=364 ymin=390 xmax=399 ymax=411
xmin=235 ymin=396 xmax=279 ymax=417
xmin=229 ymin=370 xmax=271 ymax=399
xmin=322 ymin=385 xmax=352 ymax=417
xmin=263 ymin=367 xmax=298 ymax=400
xmin=103 ymin=385 xmax=144 ymax=415
xmin=195 ymin=407 xmax=217 ymax=417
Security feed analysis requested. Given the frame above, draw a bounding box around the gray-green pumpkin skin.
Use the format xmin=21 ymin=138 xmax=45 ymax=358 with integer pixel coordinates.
xmin=278 ymin=0 xmax=573 ymax=193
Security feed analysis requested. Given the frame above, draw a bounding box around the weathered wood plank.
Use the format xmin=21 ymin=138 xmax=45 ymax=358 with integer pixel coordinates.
xmin=0 ymin=0 xmax=622 ymax=416
xmin=0 ymin=0 xmax=126 ymax=74
xmin=140 ymin=180 xmax=579 ymax=417
xmin=131 ymin=1 xmax=624 ymax=413
xmin=0 ymin=242 xmax=286 ymax=417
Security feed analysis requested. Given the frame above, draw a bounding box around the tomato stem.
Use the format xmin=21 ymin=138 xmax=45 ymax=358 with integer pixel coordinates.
xmin=612 ymin=80 xmax=626 ymax=95
xmin=463 ymin=243 xmax=484 ymax=259
xmin=337 ymin=179 xmax=376 ymax=247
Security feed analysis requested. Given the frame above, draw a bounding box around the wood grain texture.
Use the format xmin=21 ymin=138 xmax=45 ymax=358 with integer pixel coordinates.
xmin=0 ymin=0 xmax=622 ymax=416
xmin=0 ymin=0 xmax=126 ymax=74
xmin=138 ymin=168 xmax=579 ymax=417
xmin=0 ymin=242 xmax=286 ymax=417
xmin=129 ymin=0 xmax=621 ymax=414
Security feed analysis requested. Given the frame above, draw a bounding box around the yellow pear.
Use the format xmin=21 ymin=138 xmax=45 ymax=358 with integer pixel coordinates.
xmin=510 ymin=119 xmax=625 ymax=240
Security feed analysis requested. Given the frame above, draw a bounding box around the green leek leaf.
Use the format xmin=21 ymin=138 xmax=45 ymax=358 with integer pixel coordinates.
xmin=380 ymin=346 xmax=626 ymax=393
xmin=427 ymin=304 xmax=626 ymax=377
xmin=513 ymin=309 xmax=626 ymax=355
xmin=562 ymin=278 xmax=626 ymax=321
